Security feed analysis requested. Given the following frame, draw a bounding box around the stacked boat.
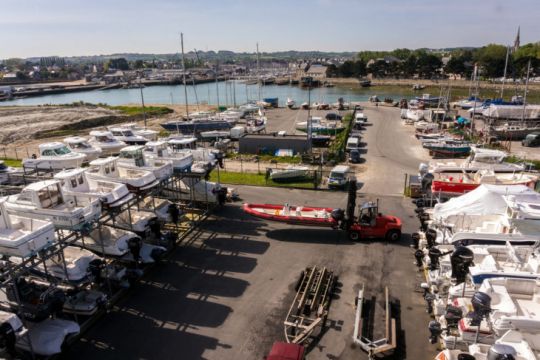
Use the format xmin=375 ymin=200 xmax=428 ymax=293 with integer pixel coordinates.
xmin=412 ymin=183 xmax=540 ymax=358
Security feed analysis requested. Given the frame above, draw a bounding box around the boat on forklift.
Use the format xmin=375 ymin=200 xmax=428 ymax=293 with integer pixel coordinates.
xmin=243 ymin=181 xmax=402 ymax=241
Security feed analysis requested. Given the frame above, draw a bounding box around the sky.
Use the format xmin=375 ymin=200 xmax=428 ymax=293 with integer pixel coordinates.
xmin=1 ymin=0 xmax=539 ymax=59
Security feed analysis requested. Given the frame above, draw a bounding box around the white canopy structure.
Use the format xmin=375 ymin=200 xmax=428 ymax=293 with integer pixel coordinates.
xmin=432 ymin=184 xmax=540 ymax=221
xmin=481 ymin=104 xmax=540 ymax=120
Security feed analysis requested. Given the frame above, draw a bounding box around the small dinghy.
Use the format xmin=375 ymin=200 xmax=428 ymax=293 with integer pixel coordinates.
xmin=286 ymin=98 xmax=295 ymax=109
xmin=268 ymin=166 xmax=311 ymax=182
xmin=243 ymin=203 xmax=341 ymax=227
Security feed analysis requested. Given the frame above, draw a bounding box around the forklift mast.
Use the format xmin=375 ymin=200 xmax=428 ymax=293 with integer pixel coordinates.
xmin=345 ymin=180 xmax=357 ymax=229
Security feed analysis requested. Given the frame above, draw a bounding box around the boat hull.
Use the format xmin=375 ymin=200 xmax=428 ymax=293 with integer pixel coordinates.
xmin=243 ymin=203 xmax=337 ymax=227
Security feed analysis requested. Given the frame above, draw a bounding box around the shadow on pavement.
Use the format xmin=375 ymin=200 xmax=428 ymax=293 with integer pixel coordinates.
xmin=265 ymin=228 xmax=354 ymax=245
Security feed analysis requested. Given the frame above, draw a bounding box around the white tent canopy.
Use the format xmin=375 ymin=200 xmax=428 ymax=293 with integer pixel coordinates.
xmin=432 ymin=184 xmax=540 ymax=221
xmin=482 ymin=104 xmax=540 ymax=120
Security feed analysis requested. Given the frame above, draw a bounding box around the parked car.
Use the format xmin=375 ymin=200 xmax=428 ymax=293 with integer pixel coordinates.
xmin=522 ymin=132 xmax=540 ymax=147
xmin=346 ymin=137 xmax=360 ymax=152
xmin=328 ymin=165 xmax=351 ymax=189
xmin=349 ymin=149 xmax=361 ymax=163
xmin=325 ymin=113 xmax=342 ymax=121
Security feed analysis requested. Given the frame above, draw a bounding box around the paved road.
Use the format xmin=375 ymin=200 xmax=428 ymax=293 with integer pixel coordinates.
xmin=355 ymin=104 xmax=430 ymax=195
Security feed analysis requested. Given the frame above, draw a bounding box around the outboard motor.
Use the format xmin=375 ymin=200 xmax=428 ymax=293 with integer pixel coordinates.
xmin=458 ymin=355 xmax=476 ymax=360
xmin=217 ymin=187 xmax=227 ymax=205
xmin=159 ymin=231 xmax=177 ymax=249
xmin=428 ymin=247 xmax=442 ymax=270
xmin=421 ymin=173 xmax=434 ymax=192
xmin=149 ymin=220 xmax=161 ymax=239
xmin=425 ymin=229 xmax=437 ymax=248
xmin=88 ymin=259 xmax=105 ymax=284
xmin=419 ymin=163 xmax=429 ymax=177
xmin=487 ymin=344 xmax=517 ymax=360
xmin=150 ymin=247 xmax=166 ymax=262
xmin=411 ymin=232 xmax=420 ymax=249
xmin=128 ymin=237 xmax=143 ymax=262
xmin=428 ymin=320 xmax=442 ymax=344
xmin=414 ymin=249 xmax=424 ymax=268
xmin=451 ymin=246 xmax=474 ymax=285
xmin=331 ymin=208 xmax=345 ymax=222
xmin=444 ymin=305 xmax=463 ymax=330
xmin=168 ymin=203 xmax=180 ymax=224
xmin=0 ymin=322 xmax=16 ymax=356
xmin=468 ymin=291 xmax=491 ymax=326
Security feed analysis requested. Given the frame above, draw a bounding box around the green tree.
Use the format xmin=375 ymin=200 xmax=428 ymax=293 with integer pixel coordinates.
xmin=133 ymin=60 xmax=144 ymax=69
xmin=105 ymin=58 xmax=129 ymax=71
xmin=475 ymin=44 xmax=507 ymax=78
xmin=512 ymin=42 xmax=540 ymax=76
xmin=416 ymin=53 xmax=442 ymax=78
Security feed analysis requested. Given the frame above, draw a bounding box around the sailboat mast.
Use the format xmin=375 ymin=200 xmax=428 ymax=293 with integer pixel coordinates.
xmin=520 ymin=59 xmax=531 ymax=123
xmin=215 ymin=61 xmax=220 ymax=109
xmin=180 ymin=33 xmax=189 ymax=118
xmin=256 ymin=42 xmax=261 ymax=102
xmin=501 ymin=46 xmax=510 ymax=100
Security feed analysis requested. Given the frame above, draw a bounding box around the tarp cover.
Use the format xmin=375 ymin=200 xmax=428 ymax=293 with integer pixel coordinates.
xmin=432 ymin=184 xmax=539 ymax=220
xmin=482 ymin=104 xmax=540 ymax=119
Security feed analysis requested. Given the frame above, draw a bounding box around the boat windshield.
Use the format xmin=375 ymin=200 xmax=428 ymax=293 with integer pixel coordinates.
xmin=70 ymin=141 xmax=90 ymax=149
xmin=96 ymin=135 xmax=114 ymax=143
xmin=120 ymin=150 xmax=143 ymax=159
xmin=55 ymin=146 xmax=72 ymax=155
xmin=122 ymin=130 xmax=135 ymax=137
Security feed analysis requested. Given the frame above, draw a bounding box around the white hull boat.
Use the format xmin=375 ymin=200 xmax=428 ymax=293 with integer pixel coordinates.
xmin=16 ymin=318 xmax=80 ymax=356
xmin=143 ymin=141 xmax=193 ymax=173
xmin=118 ymin=145 xmax=173 ymax=181
xmin=86 ymin=157 xmax=159 ymax=193
xmin=63 ymin=137 xmax=102 ymax=161
xmin=108 ymin=127 xmax=148 ymax=145
xmin=120 ymin=123 xmax=158 ymax=141
xmin=268 ymin=166 xmax=310 ymax=182
xmin=54 ymin=168 xmax=133 ymax=208
xmin=0 ymin=199 xmax=55 ymax=258
xmin=88 ymin=131 xmax=126 ymax=155
xmin=286 ymin=98 xmax=295 ymax=108
xmin=115 ymin=208 xmax=157 ymax=234
xmin=200 ymin=130 xmax=231 ymax=139
xmin=406 ymin=109 xmax=425 ymax=122
xmin=3 ymin=180 xmax=101 ymax=231
xmin=23 ymin=142 xmax=87 ymax=170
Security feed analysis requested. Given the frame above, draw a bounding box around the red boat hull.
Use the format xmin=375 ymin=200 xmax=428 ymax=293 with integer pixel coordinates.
xmin=243 ymin=203 xmax=338 ymax=227
xmin=432 ymin=179 xmax=536 ymax=196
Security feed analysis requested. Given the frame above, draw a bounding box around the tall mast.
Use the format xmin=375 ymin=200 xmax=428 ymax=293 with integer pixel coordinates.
xmin=138 ymin=74 xmax=147 ymax=128
xmin=501 ymin=46 xmax=510 ymax=100
xmin=215 ymin=61 xmax=220 ymax=109
xmin=180 ymin=33 xmax=189 ymax=118
xmin=256 ymin=42 xmax=261 ymax=102
xmin=521 ymin=59 xmax=531 ymax=124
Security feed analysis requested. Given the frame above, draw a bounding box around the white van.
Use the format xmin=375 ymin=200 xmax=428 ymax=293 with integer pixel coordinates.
xmin=346 ymin=137 xmax=359 ymax=151
xmin=328 ymin=165 xmax=350 ymax=189
xmin=355 ymin=112 xmax=368 ymax=123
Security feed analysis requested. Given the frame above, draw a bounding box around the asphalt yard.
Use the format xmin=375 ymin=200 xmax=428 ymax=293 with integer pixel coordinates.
xmin=69 ymin=104 xmax=438 ymax=360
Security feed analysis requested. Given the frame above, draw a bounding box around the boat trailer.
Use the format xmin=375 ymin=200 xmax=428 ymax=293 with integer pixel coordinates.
xmin=284 ymin=266 xmax=335 ymax=345
xmin=353 ymin=284 xmax=397 ymax=359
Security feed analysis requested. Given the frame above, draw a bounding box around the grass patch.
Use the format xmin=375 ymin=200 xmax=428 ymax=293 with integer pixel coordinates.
xmin=227 ymin=154 xmax=302 ymax=164
xmin=328 ymin=112 xmax=353 ymax=161
xmin=209 ymin=170 xmax=317 ymax=189
xmin=1 ymin=158 xmax=22 ymax=167
xmin=106 ymin=105 xmax=174 ymax=117
xmin=506 ymin=155 xmax=540 ymax=169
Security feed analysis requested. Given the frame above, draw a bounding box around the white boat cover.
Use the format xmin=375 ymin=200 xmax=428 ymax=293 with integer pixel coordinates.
xmin=482 ymin=104 xmax=540 ymax=119
xmin=432 ymin=184 xmax=540 ymax=220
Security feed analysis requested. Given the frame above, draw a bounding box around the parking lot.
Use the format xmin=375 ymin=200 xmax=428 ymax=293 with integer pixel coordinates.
xmin=69 ymin=105 xmax=437 ymax=359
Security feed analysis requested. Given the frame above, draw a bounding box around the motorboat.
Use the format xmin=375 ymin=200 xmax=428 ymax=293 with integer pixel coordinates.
xmin=300 ymin=102 xmax=310 ymax=110
xmin=416 ymin=93 xmax=441 ymax=105
xmin=117 ymin=145 xmax=173 ymax=181
xmin=268 ymin=166 xmax=311 ymax=182
xmin=436 ymin=330 xmax=540 ymax=360
xmin=82 ymin=226 xmax=165 ymax=263
xmin=0 ymin=198 xmax=55 ymax=257
xmin=16 ymin=318 xmax=80 ymax=356
xmin=2 ymin=180 xmax=101 ymax=231
xmin=114 ymin=208 xmax=157 ymax=234
xmin=160 ymin=118 xmax=232 ymax=134
xmin=243 ymin=203 xmax=339 ymax=227
xmin=200 ymin=130 xmax=231 ymax=140
xmin=456 ymin=96 xmax=483 ymax=110
xmin=431 ymin=170 xmax=538 ymax=197
xmin=406 ymin=109 xmax=425 ymax=122
xmin=424 ymin=142 xmax=471 ymax=157
xmin=42 ymin=246 xmax=100 ymax=282
xmin=22 ymin=142 xmax=87 ymax=170
xmin=425 ymin=147 xmax=525 ymax=174
xmin=238 ymin=103 xmax=260 ymax=114
xmin=143 ymin=140 xmax=193 ymax=173
xmin=54 ymin=167 xmax=133 ymax=208
xmin=138 ymin=197 xmax=173 ymax=222
xmin=163 ymin=178 xmax=235 ymax=204
xmin=167 ymin=137 xmax=219 ymax=167
xmin=296 ymin=117 xmax=345 ymax=135
xmin=286 ymin=98 xmax=295 ymax=108
xmin=63 ymin=136 xmax=102 ymax=161
xmin=108 ymin=127 xmax=148 ymax=145
xmin=85 ymin=157 xmax=159 ymax=193
xmin=88 ymin=130 xmax=126 ymax=156
xmin=0 ymin=160 xmax=21 ymax=185
xmin=491 ymin=122 xmax=540 ymax=141
xmin=188 ymin=110 xmax=215 ymax=119
xmin=246 ymin=117 xmax=266 ymax=134
xmin=119 ymin=123 xmax=158 ymax=141
xmin=415 ymin=121 xmax=439 ymax=133
xmin=412 ymin=83 xmax=425 ymax=90
xmin=437 ymin=278 xmax=540 ymax=350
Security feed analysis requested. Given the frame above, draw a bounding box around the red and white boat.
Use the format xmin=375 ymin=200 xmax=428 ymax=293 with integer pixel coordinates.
xmin=242 ymin=203 xmax=339 ymax=227
xmin=431 ymin=170 xmax=538 ymax=196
